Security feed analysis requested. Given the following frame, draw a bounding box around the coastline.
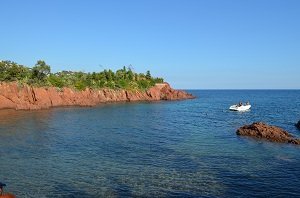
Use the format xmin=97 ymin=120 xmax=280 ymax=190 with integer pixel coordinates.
xmin=0 ymin=82 xmax=195 ymax=110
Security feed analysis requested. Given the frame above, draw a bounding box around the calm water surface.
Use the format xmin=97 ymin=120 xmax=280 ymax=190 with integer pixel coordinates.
xmin=0 ymin=90 xmax=300 ymax=197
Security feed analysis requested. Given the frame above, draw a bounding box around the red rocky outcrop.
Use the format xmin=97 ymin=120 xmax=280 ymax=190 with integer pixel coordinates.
xmin=0 ymin=82 xmax=195 ymax=110
xmin=237 ymin=122 xmax=300 ymax=145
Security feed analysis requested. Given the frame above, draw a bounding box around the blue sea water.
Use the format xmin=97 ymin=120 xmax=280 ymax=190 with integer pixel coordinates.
xmin=0 ymin=90 xmax=300 ymax=197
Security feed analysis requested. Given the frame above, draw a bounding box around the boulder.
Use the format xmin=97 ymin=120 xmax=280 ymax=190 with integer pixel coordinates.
xmin=236 ymin=122 xmax=300 ymax=145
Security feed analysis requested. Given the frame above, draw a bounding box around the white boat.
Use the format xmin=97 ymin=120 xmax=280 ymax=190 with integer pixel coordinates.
xmin=229 ymin=104 xmax=251 ymax=111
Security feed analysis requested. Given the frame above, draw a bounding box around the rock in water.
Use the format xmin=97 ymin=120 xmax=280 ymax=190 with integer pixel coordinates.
xmin=296 ymin=120 xmax=300 ymax=130
xmin=236 ymin=122 xmax=300 ymax=145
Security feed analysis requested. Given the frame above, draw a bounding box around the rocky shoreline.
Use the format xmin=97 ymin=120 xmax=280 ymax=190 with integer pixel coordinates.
xmin=237 ymin=122 xmax=300 ymax=145
xmin=0 ymin=82 xmax=194 ymax=110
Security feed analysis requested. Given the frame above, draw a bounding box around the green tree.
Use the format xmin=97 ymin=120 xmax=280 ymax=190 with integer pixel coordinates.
xmin=32 ymin=60 xmax=51 ymax=83
xmin=146 ymin=70 xmax=151 ymax=80
xmin=127 ymin=68 xmax=134 ymax=81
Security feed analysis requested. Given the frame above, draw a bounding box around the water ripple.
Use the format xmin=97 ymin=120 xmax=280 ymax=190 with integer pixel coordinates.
xmin=0 ymin=90 xmax=300 ymax=197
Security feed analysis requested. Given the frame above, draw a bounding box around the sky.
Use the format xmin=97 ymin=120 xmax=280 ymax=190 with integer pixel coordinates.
xmin=0 ymin=0 xmax=299 ymax=89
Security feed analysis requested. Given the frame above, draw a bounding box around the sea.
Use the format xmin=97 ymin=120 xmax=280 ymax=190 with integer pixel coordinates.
xmin=0 ymin=90 xmax=299 ymax=197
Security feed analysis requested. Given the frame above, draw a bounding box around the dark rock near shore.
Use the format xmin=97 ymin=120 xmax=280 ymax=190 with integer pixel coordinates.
xmin=236 ymin=122 xmax=300 ymax=145
xmin=296 ymin=120 xmax=300 ymax=130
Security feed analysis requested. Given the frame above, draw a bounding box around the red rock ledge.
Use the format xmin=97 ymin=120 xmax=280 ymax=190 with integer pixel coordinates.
xmin=237 ymin=122 xmax=300 ymax=144
xmin=0 ymin=82 xmax=195 ymax=110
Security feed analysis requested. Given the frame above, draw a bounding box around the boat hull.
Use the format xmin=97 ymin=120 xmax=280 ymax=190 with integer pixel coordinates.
xmin=229 ymin=105 xmax=251 ymax=111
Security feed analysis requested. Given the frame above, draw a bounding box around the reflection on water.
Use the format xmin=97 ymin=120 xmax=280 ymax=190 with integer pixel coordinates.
xmin=0 ymin=90 xmax=300 ymax=197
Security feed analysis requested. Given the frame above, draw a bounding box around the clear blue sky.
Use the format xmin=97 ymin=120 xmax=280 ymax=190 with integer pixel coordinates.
xmin=1 ymin=0 xmax=299 ymax=89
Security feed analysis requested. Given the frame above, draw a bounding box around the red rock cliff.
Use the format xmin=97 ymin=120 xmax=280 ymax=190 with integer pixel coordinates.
xmin=0 ymin=82 xmax=194 ymax=110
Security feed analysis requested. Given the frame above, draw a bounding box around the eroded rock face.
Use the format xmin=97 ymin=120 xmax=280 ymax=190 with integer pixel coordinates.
xmin=0 ymin=82 xmax=195 ymax=110
xmin=236 ymin=122 xmax=300 ymax=145
xmin=296 ymin=120 xmax=300 ymax=130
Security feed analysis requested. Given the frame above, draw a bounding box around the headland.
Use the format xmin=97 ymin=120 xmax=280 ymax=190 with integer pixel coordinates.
xmin=0 ymin=60 xmax=194 ymax=110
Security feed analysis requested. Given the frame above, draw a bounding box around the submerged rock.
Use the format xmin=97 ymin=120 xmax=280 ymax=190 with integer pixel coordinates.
xmin=296 ymin=120 xmax=300 ymax=130
xmin=236 ymin=122 xmax=300 ymax=145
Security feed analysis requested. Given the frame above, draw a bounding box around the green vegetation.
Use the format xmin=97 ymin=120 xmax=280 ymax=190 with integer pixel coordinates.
xmin=0 ymin=60 xmax=164 ymax=90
